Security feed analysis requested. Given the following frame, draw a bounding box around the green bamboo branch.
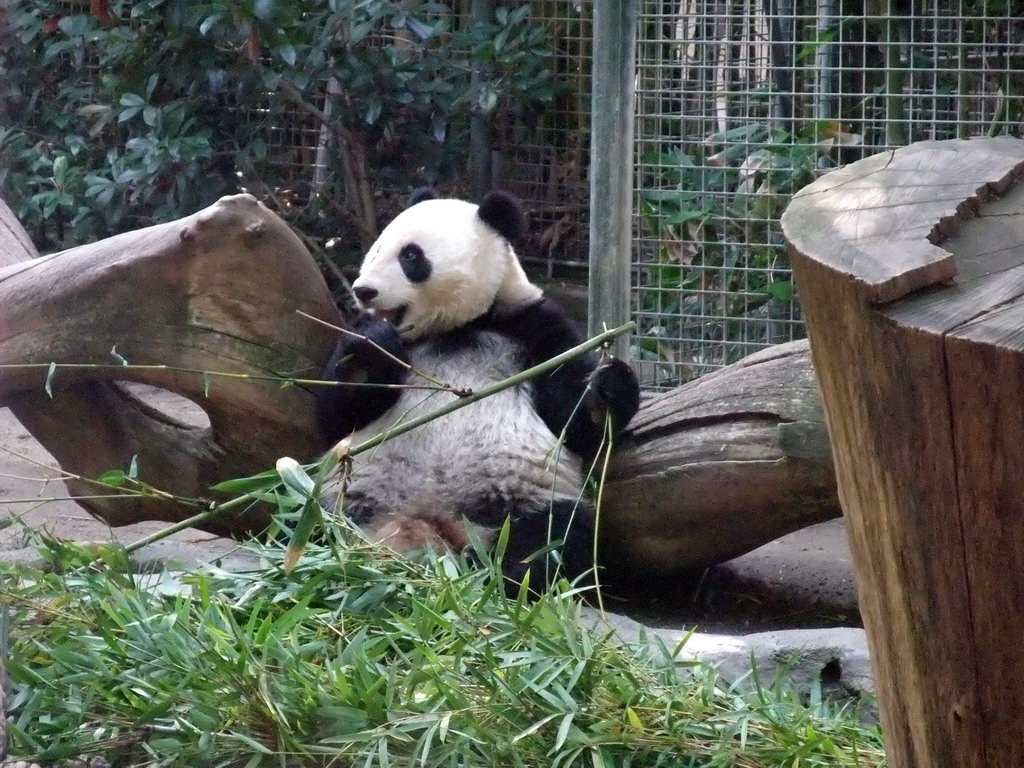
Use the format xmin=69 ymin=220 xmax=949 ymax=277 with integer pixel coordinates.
xmin=0 ymin=494 xmax=159 ymax=504
xmin=296 ymin=309 xmax=455 ymax=392
xmin=335 ymin=319 xmax=636 ymax=458
xmin=0 ymin=362 xmax=451 ymax=393
xmin=122 ymin=500 xmax=254 ymax=554
xmin=0 ymin=443 xmax=205 ymax=508
xmin=590 ymin=413 xmax=617 ymax=616
xmin=122 ymin=320 xmax=636 ymax=554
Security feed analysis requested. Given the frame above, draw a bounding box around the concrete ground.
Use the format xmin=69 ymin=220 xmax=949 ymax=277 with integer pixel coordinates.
xmin=0 ymin=389 xmax=229 ymax=555
xmin=0 ymin=397 xmax=860 ymax=634
xmin=611 ymin=517 xmax=858 ymax=633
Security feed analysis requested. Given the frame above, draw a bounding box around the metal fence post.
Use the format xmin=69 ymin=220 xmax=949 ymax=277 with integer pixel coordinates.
xmin=588 ymin=0 xmax=636 ymax=361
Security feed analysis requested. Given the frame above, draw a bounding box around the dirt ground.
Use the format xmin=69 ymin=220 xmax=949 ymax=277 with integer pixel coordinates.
xmin=0 ymin=397 xmax=859 ymax=633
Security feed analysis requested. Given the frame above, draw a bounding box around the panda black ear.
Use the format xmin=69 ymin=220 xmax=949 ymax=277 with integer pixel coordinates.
xmin=478 ymin=190 xmax=527 ymax=244
xmin=407 ymin=187 xmax=438 ymax=207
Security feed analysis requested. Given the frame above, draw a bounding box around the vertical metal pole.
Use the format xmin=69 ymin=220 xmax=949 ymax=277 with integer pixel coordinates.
xmin=589 ymin=0 xmax=636 ymax=360
xmin=815 ymin=0 xmax=837 ymax=125
xmin=469 ymin=0 xmax=494 ymax=197
xmin=765 ymin=0 xmax=795 ymax=126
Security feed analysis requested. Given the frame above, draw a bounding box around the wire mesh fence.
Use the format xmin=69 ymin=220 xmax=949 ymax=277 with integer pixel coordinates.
xmin=212 ymin=0 xmax=1024 ymax=388
xmin=493 ymin=1 xmax=593 ymax=276
xmin=10 ymin=1 xmax=1021 ymax=391
xmin=628 ymin=0 xmax=1024 ymax=388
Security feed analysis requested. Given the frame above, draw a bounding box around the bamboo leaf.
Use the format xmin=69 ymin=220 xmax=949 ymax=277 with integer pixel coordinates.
xmin=277 ymin=457 xmax=323 ymax=573
xmin=554 ymin=712 xmax=575 ymax=751
xmin=209 ymin=468 xmax=281 ymax=494
xmin=276 ymin=457 xmax=316 ymax=498
xmin=98 ymin=469 xmax=127 ymax=487
xmin=225 ymin=731 xmax=273 ymax=754
xmin=44 ymin=362 xmax=56 ymax=398
xmin=625 ymin=706 xmax=644 ymax=733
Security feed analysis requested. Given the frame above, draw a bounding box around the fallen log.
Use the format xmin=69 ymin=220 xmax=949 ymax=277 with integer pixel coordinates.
xmin=0 ymin=195 xmax=341 ymax=535
xmin=602 ymin=339 xmax=840 ymax=574
xmin=0 ymin=196 xmax=839 ymax=571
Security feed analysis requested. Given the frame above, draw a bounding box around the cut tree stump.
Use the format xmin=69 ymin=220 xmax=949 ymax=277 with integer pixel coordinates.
xmin=782 ymin=136 xmax=1024 ymax=768
xmin=0 ymin=195 xmax=839 ymax=572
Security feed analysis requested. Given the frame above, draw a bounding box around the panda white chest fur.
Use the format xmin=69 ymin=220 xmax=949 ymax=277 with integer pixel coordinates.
xmin=317 ymin=189 xmax=640 ymax=592
xmin=334 ymin=331 xmax=584 ymax=544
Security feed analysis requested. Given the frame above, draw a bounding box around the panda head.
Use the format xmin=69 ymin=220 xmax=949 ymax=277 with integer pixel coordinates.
xmin=351 ymin=190 xmax=543 ymax=340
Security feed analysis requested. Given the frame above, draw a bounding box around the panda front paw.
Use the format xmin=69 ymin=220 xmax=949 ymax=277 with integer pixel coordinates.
xmin=327 ymin=313 xmax=409 ymax=384
xmin=589 ymin=358 xmax=641 ymax=434
xmin=317 ymin=313 xmax=410 ymax=440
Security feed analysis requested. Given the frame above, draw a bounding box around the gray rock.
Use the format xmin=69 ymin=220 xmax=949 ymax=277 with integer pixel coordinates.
xmin=1 ymin=758 xmax=110 ymax=768
xmin=582 ymin=607 xmax=873 ymax=702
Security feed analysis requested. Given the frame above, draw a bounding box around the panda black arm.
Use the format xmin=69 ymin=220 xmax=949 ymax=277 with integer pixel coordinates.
xmin=316 ymin=313 xmax=410 ymax=442
xmin=493 ymin=298 xmax=640 ymax=463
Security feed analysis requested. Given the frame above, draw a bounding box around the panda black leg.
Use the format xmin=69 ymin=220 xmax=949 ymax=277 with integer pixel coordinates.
xmin=492 ymin=297 xmax=641 ymax=465
xmin=532 ymin=354 xmax=640 ymax=467
xmin=500 ymin=500 xmax=596 ymax=597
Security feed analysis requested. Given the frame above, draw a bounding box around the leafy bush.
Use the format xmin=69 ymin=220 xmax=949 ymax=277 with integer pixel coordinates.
xmin=0 ymin=0 xmax=562 ymax=254
xmin=1 ymin=334 xmax=883 ymax=765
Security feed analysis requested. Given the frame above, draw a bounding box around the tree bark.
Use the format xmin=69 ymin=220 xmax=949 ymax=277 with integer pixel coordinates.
xmin=602 ymin=339 xmax=839 ymax=574
xmin=783 ymin=136 xmax=1024 ymax=768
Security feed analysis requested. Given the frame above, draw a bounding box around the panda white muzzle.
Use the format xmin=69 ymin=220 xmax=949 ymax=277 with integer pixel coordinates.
xmin=353 ymin=285 xmax=408 ymax=328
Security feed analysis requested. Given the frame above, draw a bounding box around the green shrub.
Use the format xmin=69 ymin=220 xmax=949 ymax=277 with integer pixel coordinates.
xmin=0 ymin=322 xmax=883 ymax=766
xmin=1 ymin=1 xmax=562 ymax=254
xmin=4 ymin=533 xmax=885 ymax=767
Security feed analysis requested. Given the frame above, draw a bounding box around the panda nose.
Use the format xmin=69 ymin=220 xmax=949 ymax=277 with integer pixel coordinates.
xmin=353 ymin=286 xmax=378 ymax=305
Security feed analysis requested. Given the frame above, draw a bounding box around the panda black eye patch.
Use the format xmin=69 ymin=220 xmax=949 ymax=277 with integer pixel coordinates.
xmin=398 ymin=244 xmax=431 ymax=283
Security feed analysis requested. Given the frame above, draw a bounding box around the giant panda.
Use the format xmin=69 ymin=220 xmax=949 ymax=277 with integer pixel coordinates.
xmin=317 ymin=189 xmax=640 ymax=593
